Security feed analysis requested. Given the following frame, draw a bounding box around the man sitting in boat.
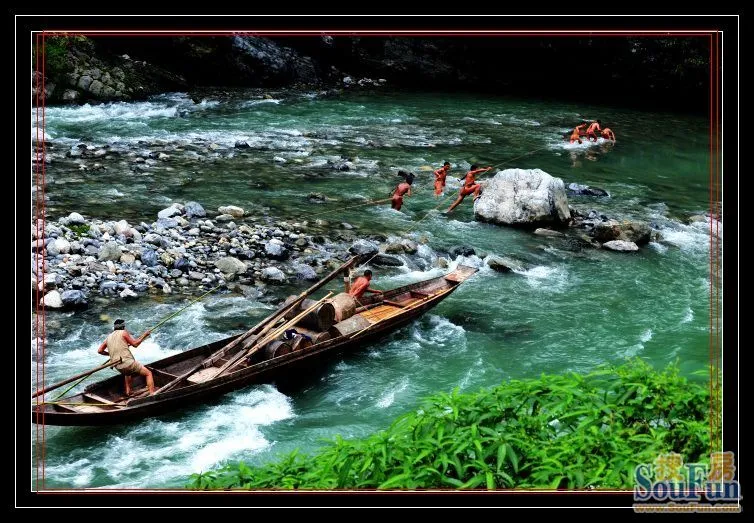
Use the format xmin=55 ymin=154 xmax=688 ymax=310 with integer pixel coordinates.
xmin=348 ymin=270 xmax=384 ymax=300
xmin=97 ymin=319 xmax=155 ymax=396
xmin=601 ymin=127 xmax=616 ymax=142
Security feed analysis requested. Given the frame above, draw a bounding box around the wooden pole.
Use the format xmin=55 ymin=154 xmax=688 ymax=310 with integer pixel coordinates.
xmin=214 ymin=292 xmax=334 ymax=378
xmin=152 ymin=257 xmax=357 ymax=396
xmin=32 ymin=358 xmax=122 ymax=398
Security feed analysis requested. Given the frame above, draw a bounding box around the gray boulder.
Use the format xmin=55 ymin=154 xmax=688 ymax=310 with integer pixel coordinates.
xmin=158 ymin=204 xmax=183 ymax=219
xmin=534 ymin=228 xmax=565 ymax=237
xmin=155 ymin=217 xmax=179 ymax=229
xmin=450 ymin=245 xmax=476 ymax=257
xmin=265 ymin=239 xmax=289 ymax=260
xmin=218 ymin=205 xmax=245 ymax=218
xmin=51 ymin=238 xmax=71 ymax=255
xmin=60 ymin=289 xmax=88 ymax=309
xmin=215 ymin=256 xmax=248 ymax=276
xmin=184 ymin=201 xmax=206 ymax=218
xmin=603 ymin=240 xmax=639 ymax=252
xmin=293 ymin=263 xmax=318 ymax=281
xmin=566 ymin=183 xmax=610 ymax=197
xmin=474 ymin=168 xmax=571 ymax=226
xmin=349 ymin=239 xmax=379 ymax=256
xmin=42 ymin=290 xmax=64 ymax=309
xmin=260 ymin=267 xmax=286 ymax=283
xmin=173 ymin=257 xmax=189 ymax=272
xmin=113 ymin=220 xmax=131 ymax=236
xmin=486 ymin=255 xmax=526 ymax=273
xmin=593 ymin=220 xmax=651 ymax=245
xmin=371 ymin=254 xmax=403 ymax=267
xmin=98 ymin=242 xmax=122 ymax=261
xmin=66 ymin=212 xmax=86 ymax=225
xmin=141 ymin=249 xmax=158 ymax=267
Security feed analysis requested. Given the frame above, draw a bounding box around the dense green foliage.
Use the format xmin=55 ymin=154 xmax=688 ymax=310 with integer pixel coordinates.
xmin=33 ymin=36 xmax=90 ymax=80
xmin=67 ymin=223 xmax=91 ymax=237
xmin=188 ymin=360 xmax=717 ymax=490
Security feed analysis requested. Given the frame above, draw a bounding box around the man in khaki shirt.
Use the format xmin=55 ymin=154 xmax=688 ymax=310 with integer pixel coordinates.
xmin=98 ymin=319 xmax=154 ymax=396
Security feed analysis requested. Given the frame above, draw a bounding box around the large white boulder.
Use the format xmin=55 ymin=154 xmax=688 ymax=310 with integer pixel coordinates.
xmin=474 ymin=168 xmax=571 ymax=226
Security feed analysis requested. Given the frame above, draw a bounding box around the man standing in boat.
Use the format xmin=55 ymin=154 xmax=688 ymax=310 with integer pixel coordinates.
xmin=445 ymin=164 xmax=492 ymax=214
xmin=97 ymin=319 xmax=155 ymax=396
xmin=348 ymin=270 xmax=384 ymax=300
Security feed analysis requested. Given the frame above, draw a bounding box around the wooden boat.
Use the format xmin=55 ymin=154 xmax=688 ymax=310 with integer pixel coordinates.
xmin=32 ymin=265 xmax=477 ymax=426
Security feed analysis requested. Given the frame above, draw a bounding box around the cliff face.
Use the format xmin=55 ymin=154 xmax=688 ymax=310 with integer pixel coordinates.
xmin=33 ymin=35 xmax=709 ymax=111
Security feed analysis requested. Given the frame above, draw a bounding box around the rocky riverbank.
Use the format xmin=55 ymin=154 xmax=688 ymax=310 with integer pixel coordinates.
xmin=32 ymin=201 xmax=469 ymax=311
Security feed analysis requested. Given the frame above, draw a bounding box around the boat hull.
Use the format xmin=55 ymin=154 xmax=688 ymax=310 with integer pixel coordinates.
xmin=33 ymin=266 xmax=476 ymax=426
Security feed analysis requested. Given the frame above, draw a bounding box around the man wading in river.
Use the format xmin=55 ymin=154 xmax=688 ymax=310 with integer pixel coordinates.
xmin=98 ymin=319 xmax=155 ymax=396
xmin=446 ymin=165 xmax=492 ymax=214
xmin=390 ymin=171 xmax=414 ymax=211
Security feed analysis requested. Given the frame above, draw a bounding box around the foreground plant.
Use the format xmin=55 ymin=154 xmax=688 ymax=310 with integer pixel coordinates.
xmin=188 ymin=359 xmax=715 ymax=490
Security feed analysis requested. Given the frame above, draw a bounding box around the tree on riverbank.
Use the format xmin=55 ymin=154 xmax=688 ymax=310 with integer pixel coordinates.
xmin=188 ymin=359 xmax=718 ymax=490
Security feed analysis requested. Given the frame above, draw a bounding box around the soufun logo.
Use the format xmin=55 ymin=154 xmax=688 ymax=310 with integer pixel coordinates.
xmin=633 ymin=452 xmax=741 ymax=513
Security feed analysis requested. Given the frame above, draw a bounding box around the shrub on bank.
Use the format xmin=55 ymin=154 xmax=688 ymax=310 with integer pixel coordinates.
xmin=188 ymin=360 xmax=716 ymax=490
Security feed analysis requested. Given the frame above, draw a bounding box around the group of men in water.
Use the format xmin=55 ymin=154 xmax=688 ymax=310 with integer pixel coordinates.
xmin=568 ymin=120 xmax=616 ymax=144
xmin=390 ymin=121 xmax=616 ymax=215
xmin=389 ymin=163 xmax=493 ymax=214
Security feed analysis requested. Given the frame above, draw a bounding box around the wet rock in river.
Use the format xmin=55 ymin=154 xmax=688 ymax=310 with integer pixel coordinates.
xmin=41 ymin=290 xmax=64 ymax=309
xmin=218 ymin=205 xmax=245 ymax=218
xmin=486 ymin=255 xmax=525 ymax=273
xmin=566 ymin=183 xmax=610 ymax=197
xmin=474 ymin=168 xmax=570 ymax=226
xmin=593 ymin=220 xmax=651 ymax=245
xmin=214 ymin=256 xmax=248 ymax=277
xmin=261 ymin=266 xmax=286 ymax=283
xmin=450 ymin=245 xmax=476 ymax=257
xmin=60 ymin=289 xmax=88 ymax=309
xmin=534 ymin=228 xmax=565 ymax=237
xmin=371 ymin=254 xmax=403 ymax=267
xmin=265 ymin=239 xmax=289 ymax=260
xmin=185 ymin=201 xmax=206 ymax=218
xmin=349 ymin=239 xmax=379 ymax=256
xmin=293 ymin=263 xmax=318 ymax=281
xmin=603 ymin=240 xmax=639 ymax=252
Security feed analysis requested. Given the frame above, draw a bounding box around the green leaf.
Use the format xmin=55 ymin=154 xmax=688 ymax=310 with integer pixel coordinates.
xmin=441 ymin=476 xmax=464 ymax=488
xmin=377 ymin=473 xmax=412 ymax=490
xmin=337 ymin=457 xmax=354 ymax=488
xmin=486 ymin=471 xmax=495 ymax=490
xmin=550 ymin=475 xmax=565 ymax=489
xmin=461 ymin=474 xmax=486 ymax=489
xmin=497 ymin=444 xmax=507 ymax=473
xmin=507 ymin=445 xmax=519 ymax=474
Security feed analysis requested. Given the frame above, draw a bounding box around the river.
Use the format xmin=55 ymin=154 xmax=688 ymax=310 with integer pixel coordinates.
xmin=31 ymin=89 xmax=715 ymax=488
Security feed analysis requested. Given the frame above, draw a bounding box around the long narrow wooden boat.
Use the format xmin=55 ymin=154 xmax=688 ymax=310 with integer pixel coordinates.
xmin=32 ymin=265 xmax=477 ymax=426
